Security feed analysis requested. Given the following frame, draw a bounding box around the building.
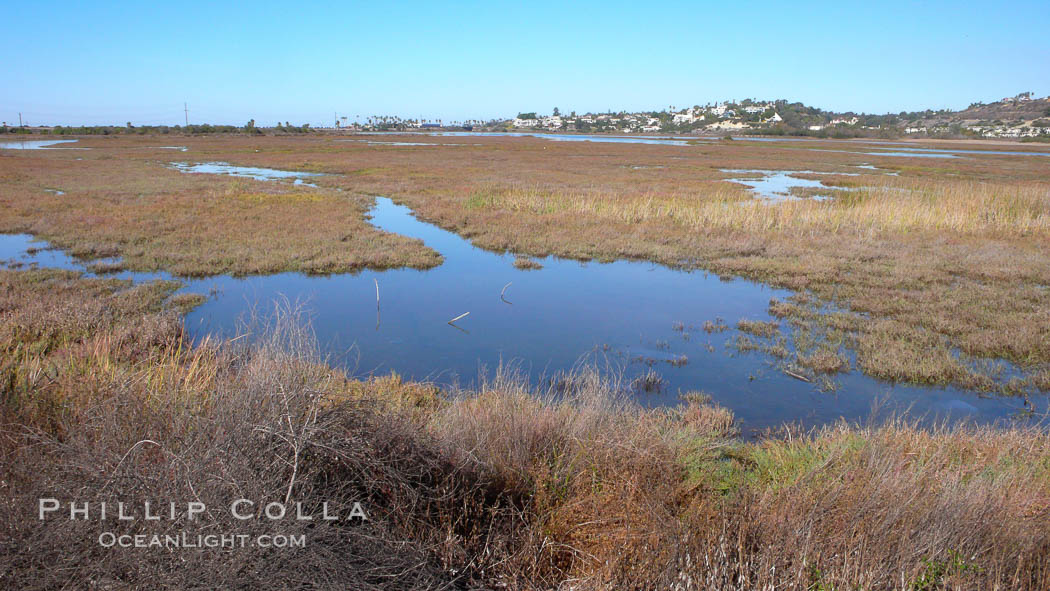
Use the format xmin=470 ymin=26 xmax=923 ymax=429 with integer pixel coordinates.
xmin=540 ymin=116 xmax=563 ymax=129
xmin=830 ymin=117 xmax=859 ymax=126
xmin=672 ymin=108 xmax=699 ymax=125
xmin=743 ymin=103 xmax=773 ymax=114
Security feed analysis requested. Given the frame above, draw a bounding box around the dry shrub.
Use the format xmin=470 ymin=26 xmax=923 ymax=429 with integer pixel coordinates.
xmin=675 ymin=422 xmax=1050 ymax=590
xmin=431 ymin=367 xmax=689 ymax=588
xmin=2 ymin=269 xmax=1050 ymax=590
xmin=0 ymin=313 xmax=520 ymax=590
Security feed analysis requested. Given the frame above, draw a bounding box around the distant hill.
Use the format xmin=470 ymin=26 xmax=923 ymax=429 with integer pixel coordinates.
xmin=952 ymin=95 xmax=1050 ymax=122
xmin=492 ymin=92 xmax=1050 ymax=140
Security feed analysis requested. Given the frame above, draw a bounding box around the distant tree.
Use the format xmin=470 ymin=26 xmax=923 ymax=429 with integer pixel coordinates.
xmin=552 ymin=107 xmax=560 ymax=117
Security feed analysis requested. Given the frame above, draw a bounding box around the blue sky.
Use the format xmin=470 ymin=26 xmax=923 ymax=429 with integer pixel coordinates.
xmin=3 ymin=1 xmax=1048 ymax=126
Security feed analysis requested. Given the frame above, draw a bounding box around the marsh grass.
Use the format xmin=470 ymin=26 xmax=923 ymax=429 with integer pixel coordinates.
xmin=1 ymin=268 xmax=1049 ymax=589
xmin=3 ymin=134 xmax=1049 ymax=393
xmin=0 ymin=155 xmax=441 ymax=276
xmin=512 ymin=255 xmax=543 ymax=270
xmin=456 ymin=177 xmax=1050 ymax=237
xmin=737 ymin=318 xmax=780 ymax=338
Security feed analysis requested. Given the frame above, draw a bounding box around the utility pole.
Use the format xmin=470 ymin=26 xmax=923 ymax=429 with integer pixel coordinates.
xmin=184 ymin=103 xmax=189 ymax=126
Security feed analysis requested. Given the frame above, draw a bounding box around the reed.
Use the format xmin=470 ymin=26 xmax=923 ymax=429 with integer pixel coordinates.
xmin=2 ymin=270 xmax=1048 ymax=590
xmin=465 ymin=178 xmax=1050 ymax=237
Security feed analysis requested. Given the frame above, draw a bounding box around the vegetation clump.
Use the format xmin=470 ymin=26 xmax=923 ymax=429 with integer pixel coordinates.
xmin=512 ymin=255 xmax=543 ymax=270
xmin=737 ymin=318 xmax=780 ymax=338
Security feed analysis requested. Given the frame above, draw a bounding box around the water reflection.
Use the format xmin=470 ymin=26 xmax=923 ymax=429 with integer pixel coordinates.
xmin=0 ymin=139 xmax=83 ymax=150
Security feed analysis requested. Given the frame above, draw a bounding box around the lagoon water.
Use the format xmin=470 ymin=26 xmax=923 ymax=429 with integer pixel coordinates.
xmin=1 ymin=180 xmax=1032 ymax=431
xmin=398 ymin=131 xmax=1050 ymax=158
xmin=170 ymin=162 xmax=322 ymax=186
xmin=0 ymin=139 xmax=82 ymax=150
xmin=720 ymin=169 xmax=856 ymax=201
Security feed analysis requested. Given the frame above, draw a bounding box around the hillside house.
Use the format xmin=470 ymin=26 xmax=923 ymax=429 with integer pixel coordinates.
xmin=672 ymin=108 xmax=700 ymax=124
xmin=541 ymin=116 xmax=563 ymax=129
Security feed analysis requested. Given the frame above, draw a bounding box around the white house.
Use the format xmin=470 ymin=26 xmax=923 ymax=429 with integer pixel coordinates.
xmin=743 ymin=104 xmax=773 ymax=114
xmin=541 ymin=116 xmax=563 ymax=129
xmin=512 ymin=118 xmax=540 ymax=128
xmin=673 ymin=108 xmax=699 ymax=125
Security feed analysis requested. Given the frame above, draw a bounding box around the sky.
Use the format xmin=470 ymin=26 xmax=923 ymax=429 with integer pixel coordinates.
xmin=3 ymin=1 xmax=1049 ymax=127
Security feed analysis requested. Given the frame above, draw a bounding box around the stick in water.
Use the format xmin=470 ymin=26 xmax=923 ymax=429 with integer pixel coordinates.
xmin=500 ymin=282 xmax=512 ymax=304
xmin=447 ymin=312 xmax=470 ymax=325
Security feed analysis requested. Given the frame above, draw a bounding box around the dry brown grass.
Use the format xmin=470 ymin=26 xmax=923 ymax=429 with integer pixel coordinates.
xmin=1 ymin=268 xmax=1049 ymax=589
xmin=3 ymin=134 xmax=1050 ymax=590
xmin=0 ymin=268 xmax=191 ymax=430
xmin=2 ymin=133 xmax=1049 ymax=391
xmin=795 ymin=346 xmax=850 ymax=374
xmin=455 ymin=177 xmax=1050 ymax=237
xmin=681 ymin=421 xmax=1050 ymax=590
xmin=0 ymin=152 xmax=439 ymax=276
xmin=737 ymin=318 xmax=780 ymax=338
xmin=512 ymin=254 xmax=543 ymax=270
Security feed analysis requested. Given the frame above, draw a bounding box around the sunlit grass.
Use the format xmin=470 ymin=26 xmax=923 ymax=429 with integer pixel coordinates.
xmin=464 ymin=177 xmax=1050 ymax=237
xmin=3 ymin=268 xmax=1048 ymax=589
